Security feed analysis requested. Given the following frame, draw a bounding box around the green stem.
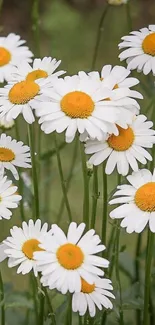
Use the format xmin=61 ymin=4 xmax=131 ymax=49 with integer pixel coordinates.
xmin=102 ymin=166 xmax=108 ymax=248
xmin=57 ymin=137 xmax=78 ymax=224
xmin=31 ymin=274 xmax=39 ymax=324
xmin=91 ymin=166 xmax=99 ymax=229
xmin=15 ymin=120 xmax=25 ymax=221
xmin=91 ymin=3 xmax=109 ymax=69
xmin=43 ymin=287 xmax=56 ymax=325
xmin=115 ymin=222 xmax=124 ymax=325
xmin=28 ymin=124 xmax=40 ymax=220
xmin=54 ymin=133 xmax=72 ymax=222
xmin=126 ymin=1 xmax=132 ymax=32
xmin=143 ymin=230 xmax=154 ymax=325
xmin=38 ymin=286 xmax=45 ymax=325
xmin=0 ymin=271 xmax=5 ymax=325
xmin=65 ymin=295 xmax=72 ymax=325
xmin=135 ymin=234 xmax=142 ymax=324
xmin=80 ymin=143 xmax=89 ymax=227
xmin=31 ymin=0 xmax=40 ymax=56
xmin=78 ymin=315 xmax=83 ymax=325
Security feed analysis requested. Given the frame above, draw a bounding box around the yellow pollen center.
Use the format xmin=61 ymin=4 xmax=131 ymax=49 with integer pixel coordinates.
xmin=60 ymin=91 xmax=94 ymax=118
xmin=0 ymin=47 xmax=11 ymax=66
xmin=142 ymin=33 xmax=155 ymax=56
xmin=81 ymin=278 xmax=95 ymax=293
xmin=9 ymin=81 xmax=40 ymax=105
xmin=56 ymin=243 xmax=84 ymax=270
xmin=0 ymin=147 xmax=15 ymax=162
xmin=113 ymin=83 xmax=119 ymax=89
xmin=22 ymin=239 xmax=44 ymax=260
xmin=107 ymin=126 xmax=134 ymax=151
xmin=26 ymin=69 xmax=48 ymax=82
xmin=135 ymin=182 xmax=155 ymax=212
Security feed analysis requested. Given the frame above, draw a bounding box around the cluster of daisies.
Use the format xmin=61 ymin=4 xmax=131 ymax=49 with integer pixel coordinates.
xmin=0 ymin=23 xmax=155 ymax=317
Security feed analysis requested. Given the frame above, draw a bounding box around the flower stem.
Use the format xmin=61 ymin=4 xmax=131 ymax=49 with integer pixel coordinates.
xmin=43 ymin=287 xmax=56 ymax=325
xmin=54 ymin=133 xmax=72 ymax=222
xmin=31 ymin=0 xmax=41 ymax=56
xmin=91 ymin=166 xmax=99 ymax=229
xmin=0 ymin=271 xmax=5 ymax=325
xmin=31 ymin=274 xmax=39 ymax=324
xmin=57 ymin=137 xmax=78 ymax=224
xmin=38 ymin=286 xmax=45 ymax=325
xmin=115 ymin=222 xmax=124 ymax=325
xmin=102 ymin=166 xmax=108 ymax=249
xmin=91 ymin=3 xmax=109 ymax=69
xmin=65 ymin=295 xmax=72 ymax=325
xmin=126 ymin=1 xmax=132 ymax=32
xmin=143 ymin=230 xmax=154 ymax=325
xmin=80 ymin=142 xmax=89 ymax=227
xmin=28 ymin=124 xmax=40 ymax=220
xmin=135 ymin=234 xmax=142 ymax=324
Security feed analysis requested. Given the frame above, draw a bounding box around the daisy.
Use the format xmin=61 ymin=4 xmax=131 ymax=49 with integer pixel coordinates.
xmin=109 ymin=168 xmax=155 ymax=233
xmin=0 ymin=33 xmax=33 ymax=82
xmin=10 ymin=57 xmax=65 ymax=83
xmin=72 ymin=277 xmax=115 ymax=317
xmin=108 ymin=0 xmax=128 ymax=4
xmin=0 ymin=219 xmax=50 ymax=276
xmin=0 ymin=116 xmax=14 ymax=130
xmin=0 ymin=77 xmax=54 ymax=124
xmin=0 ymin=133 xmax=31 ymax=180
xmin=34 ymin=222 xmax=109 ymax=294
xmin=119 ymin=25 xmax=155 ymax=75
xmin=85 ymin=115 xmax=155 ymax=176
xmin=36 ymin=73 xmax=141 ymax=143
xmin=0 ymin=174 xmax=21 ymax=220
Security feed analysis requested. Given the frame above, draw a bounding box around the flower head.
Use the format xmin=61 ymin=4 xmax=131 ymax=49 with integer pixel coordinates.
xmin=119 ymin=25 xmax=155 ymax=75
xmin=0 ymin=174 xmax=21 ymax=220
xmin=0 ymin=33 xmax=33 ymax=82
xmin=0 ymin=219 xmax=49 ymax=276
xmin=11 ymin=57 xmax=65 ymax=83
xmin=109 ymin=169 xmax=155 ymax=233
xmin=85 ymin=115 xmax=155 ymax=176
xmin=34 ymin=222 xmax=109 ymax=293
xmin=0 ymin=116 xmax=14 ymax=130
xmin=0 ymin=133 xmax=31 ymax=180
xmin=72 ymin=277 xmax=115 ymax=317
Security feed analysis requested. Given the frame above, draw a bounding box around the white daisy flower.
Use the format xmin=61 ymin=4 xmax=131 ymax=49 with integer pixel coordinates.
xmin=0 ymin=77 xmax=54 ymax=124
xmin=119 ymin=25 xmax=155 ymax=75
xmin=85 ymin=115 xmax=155 ymax=176
xmin=10 ymin=57 xmax=65 ymax=83
xmin=0 ymin=33 xmax=33 ymax=82
xmin=0 ymin=219 xmax=49 ymax=276
xmin=0 ymin=116 xmax=14 ymax=130
xmin=36 ymin=72 xmax=142 ymax=143
xmin=34 ymin=222 xmax=109 ymax=294
xmin=0 ymin=174 xmax=21 ymax=220
xmin=72 ymin=277 xmax=115 ymax=317
xmin=0 ymin=133 xmax=31 ymax=180
xmin=108 ymin=0 xmax=128 ymax=5
xmin=109 ymin=169 xmax=155 ymax=233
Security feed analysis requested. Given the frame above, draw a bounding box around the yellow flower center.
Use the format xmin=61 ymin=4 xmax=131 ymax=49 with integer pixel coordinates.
xmin=60 ymin=91 xmax=95 ymax=118
xmin=56 ymin=243 xmax=84 ymax=270
xmin=0 ymin=47 xmax=11 ymax=66
xmin=107 ymin=126 xmax=134 ymax=151
xmin=0 ymin=147 xmax=15 ymax=162
xmin=22 ymin=239 xmax=44 ymax=260
xmin=26 ymin=69 xmax=48 ymax=82
xmin=81 ymin=278 xmax=95 ymax=293
xmin=9 ymin=81 xmax=40 ymax=105
xmin=113 ymin=83 xmax=119 ymax=89
xmin=142 ymin=33 xmax=155 ymax=56
xmin=135 ymin=182 xmax=155 ymax=212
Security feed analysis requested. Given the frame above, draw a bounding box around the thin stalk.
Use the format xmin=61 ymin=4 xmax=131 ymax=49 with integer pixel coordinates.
xmin=38 ymin=286 xmax=45 ymax=325
xmin=91 ymin=166 xmax=99 ymax=229
xmin=65 ymin=295 xmax=72 ymax=325
xmin=91 ymin=3 xmax=109 ymax=69
xmin=31 ymin=0 xmax=41 ymax=56
xmin=115 ymin=222 xmax=124 ymax=325
xmin=80 ymin=143 xmax=89 ymax=227
xmin=31 ymin=274 xmax=39 ymax=324
xmin=57 ymin=137 xmax=78 ymax=223
xmin=0 ymin=271 xmax=5 ymax=325
xmin=102 ymin=166 xmax=108 ymax=248
xmin=43 ymin=287 xmax=56 ymax=325
xmin=143 ymin=230 xmax=154 ymax=325
xmin=28 ymin=124 xmax=40 ymax=220
xmin=15 ymin=121 xmax=25 ymax=221
xmin=54 ymin=133 xmax=72 ymax=222
xmin=78 ymin=315 xmax=83 ymax=325
xmin=135 ymin=234 xmax=142 ymax=324
xmin=126 ymin=1 xmax=132 ymax=32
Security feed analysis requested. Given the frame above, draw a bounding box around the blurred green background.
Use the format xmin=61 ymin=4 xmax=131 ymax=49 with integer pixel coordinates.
xmin=0 ymin=0 xmax=155 ymax=324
